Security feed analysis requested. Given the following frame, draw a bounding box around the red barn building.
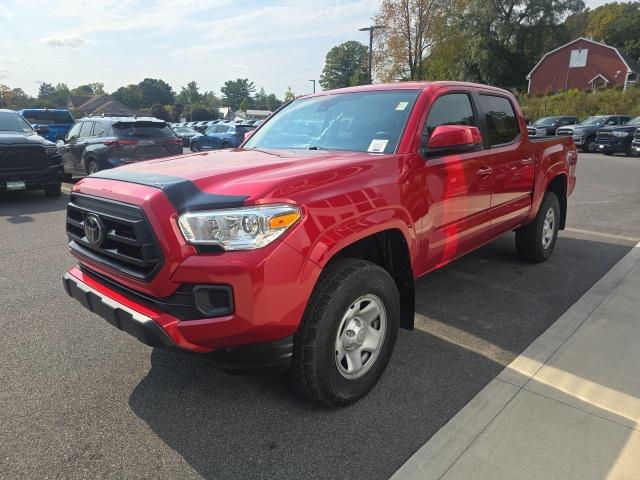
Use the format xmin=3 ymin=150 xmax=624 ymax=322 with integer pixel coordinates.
xmin=527 ymin=37 xmax=640 ymax=95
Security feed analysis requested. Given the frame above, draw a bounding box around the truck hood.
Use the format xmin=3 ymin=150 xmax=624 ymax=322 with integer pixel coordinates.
xmin=0 ymin=132 xmax=54 ymax=146
xmin=597 ymin=125 xmax=640 ymax=133
xmin=86 ymin=148 xmax=390 ymax=202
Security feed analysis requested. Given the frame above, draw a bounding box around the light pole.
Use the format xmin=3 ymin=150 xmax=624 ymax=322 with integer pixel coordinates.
xmin=359 ymin=25 xmax=386 ymax=84
xmin=309 ymin=79 xmax=316 ymax=93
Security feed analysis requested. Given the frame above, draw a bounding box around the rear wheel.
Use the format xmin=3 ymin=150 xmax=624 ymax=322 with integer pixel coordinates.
xmin=291 ymin=258 xmax=400 ymax=407
xmin=221 ymin=141 xmax=232 ymax=149
xmin=191 ymin=142 xmax=200 ymax=152
xmin=86 ymin=158 xmax=100 ymax=175
xmin=515 ymin=192 xmax=560 ymax=263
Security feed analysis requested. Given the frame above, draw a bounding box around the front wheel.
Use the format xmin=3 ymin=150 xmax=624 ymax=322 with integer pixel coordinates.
xmin=292 ymin=258 xmax=400 ymax=407
xmin=584 ymin=138 xmax=597 ymax=153
xmin=515 ymin=191 xmax=560 ymax=263
xmin=86 ymin=158 xmax=100 ymax=175
xmin=191 ymin=142 xmax=200 ymax=152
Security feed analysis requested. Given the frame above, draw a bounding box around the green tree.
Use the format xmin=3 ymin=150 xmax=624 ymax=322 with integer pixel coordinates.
xmin=239 ymin=97 xmax=249 ymax=112
xmin=177 ymin=81 xmax=202 ymax=105
xmin=221 ymin=78 xmax=255 ymax=110
xmin=137 ymin=78 xmax=175 ymax=107
xmin=37 ymin=82 xmax=56 ymax=100
xmin=150 ymin=103 xmax=171 ymax=121
xmin=586 ymin=2 xmax=640 ymax=59
xmin=284 ymin=87 xmax=295 ymax=102
xmin=320 ymin=41 xmax=369 ymax=89
xmin=112 ymin=84 xmax=144 ymax=109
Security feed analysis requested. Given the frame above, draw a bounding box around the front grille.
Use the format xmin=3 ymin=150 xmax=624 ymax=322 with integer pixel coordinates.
xmin=0 ymin=146 xmax=48 ymax=171
xmin=596 ymin=130 xmax=612 ymax=139
xmin=634 ymin=130 xmax=640 ymax=141
xmin=527 ymin=128 xmax=537 ymax=136
xmin=66 ymin=193 xmax=163 ymax=281
xmin=556 ymin=128 xmax=573 ymax=137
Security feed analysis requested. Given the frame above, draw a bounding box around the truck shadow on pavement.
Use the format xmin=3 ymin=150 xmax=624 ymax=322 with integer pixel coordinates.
xmin=0 ymin=190 xmax=68 ymax=224
xmin=128 ymin=233 xmax=634 ymax=480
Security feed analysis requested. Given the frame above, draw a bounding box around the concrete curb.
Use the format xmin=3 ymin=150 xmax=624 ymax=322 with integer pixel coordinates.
xmin=391 ymin=241 xmax=640 ymax=480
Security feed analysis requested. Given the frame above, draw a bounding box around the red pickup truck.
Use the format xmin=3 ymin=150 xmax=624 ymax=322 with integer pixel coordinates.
xmin=63 ymin=82 xmax=577 ymax=406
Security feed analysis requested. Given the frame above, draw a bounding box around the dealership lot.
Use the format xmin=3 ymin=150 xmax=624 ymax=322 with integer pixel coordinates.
xmin=1 ymin=153 xmax=639 ymax=480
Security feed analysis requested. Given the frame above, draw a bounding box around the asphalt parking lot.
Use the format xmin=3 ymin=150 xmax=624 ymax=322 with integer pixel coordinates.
xmin=1 ymin=153 xmax=639 ymax=480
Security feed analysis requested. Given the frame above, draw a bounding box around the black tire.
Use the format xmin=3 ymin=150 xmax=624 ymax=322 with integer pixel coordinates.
xmin=221 ymin=141 xmax=232 ymax=149
xmin=625 ymin=144 xmax=634 ymax=157
xmin=44 ymin=182 xmax=62 ymax=197
xmin=603 ymin=151 xmax=614 ymax=156
xmin=515 ymin=191 xmax=560 ymax=263
xmin=191 ymin=142 xmax=200 ymax=152
xmin=291 ymin=258 xmax=400 ymax=407
xmin=585 ymin=138 xmax=597 ymax=153
xmin=86 ymin=158 xmax=100 ymax=175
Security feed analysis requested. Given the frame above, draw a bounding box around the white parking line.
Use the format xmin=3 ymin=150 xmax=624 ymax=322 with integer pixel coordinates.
xmin=564 ymin=227 xmax=640 ymax=243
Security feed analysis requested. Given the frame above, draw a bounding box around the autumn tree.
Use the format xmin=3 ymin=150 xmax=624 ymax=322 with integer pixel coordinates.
xmin=373 ymin=0 xmax=447 ymax=81
xmin=320 ymin=41 xmax=368 ymax=89
xmin=283 ymin=87 xmax=295 ymax=102
xmin=586 ymin=2 xmax=640 ymax=59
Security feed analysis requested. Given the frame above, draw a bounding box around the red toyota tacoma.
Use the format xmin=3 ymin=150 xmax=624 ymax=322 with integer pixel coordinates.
xmin=63 ymin=82 xmax=577 ymax=406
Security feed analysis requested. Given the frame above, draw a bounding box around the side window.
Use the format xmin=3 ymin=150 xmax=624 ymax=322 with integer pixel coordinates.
xmin=66 ymin=122 xmax=82 ymax=141
xmin=423 ymin=93 xmax=476 ymax=139
xmin=478 ymin=95 xmax=520 ymax=146
xmin=79 ymin=121 xmax=94 ymax=138
xmin=93 ymin=122 xmax=107 ymax=137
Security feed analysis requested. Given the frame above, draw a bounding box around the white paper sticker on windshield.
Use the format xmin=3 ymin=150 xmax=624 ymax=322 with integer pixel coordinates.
xmin=396 ymin=101 xmax=409 ymax=111
xmin=368 ymin=139 xmax=388 ymax=153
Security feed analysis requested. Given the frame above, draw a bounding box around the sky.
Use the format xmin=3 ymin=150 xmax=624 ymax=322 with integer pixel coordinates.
xmin=0 ymin=0 xmax=633 ymax=99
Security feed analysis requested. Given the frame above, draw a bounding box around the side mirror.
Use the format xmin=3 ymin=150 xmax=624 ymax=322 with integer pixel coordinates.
xmin=34 ymin=124 xmax=50 ymax=135
xmin=423 ymin=125 xmax=482 ymax=157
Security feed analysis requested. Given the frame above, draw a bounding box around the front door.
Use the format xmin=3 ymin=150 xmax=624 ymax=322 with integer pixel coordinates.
xmin=417 ymin=91 xmax=494 ymax=272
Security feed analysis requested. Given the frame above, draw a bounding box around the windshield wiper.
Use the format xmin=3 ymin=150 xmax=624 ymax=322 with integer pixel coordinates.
xmin=308 ymin=145 xmax=331 ymax=151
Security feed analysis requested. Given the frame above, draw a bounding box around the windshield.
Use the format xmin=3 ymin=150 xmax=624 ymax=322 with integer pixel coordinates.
xmin=244 ymin=90 xmax=420 ymax=153
xmin=580 ymin=116 xmax=606 ymax=126
xmin=114 ymin=122 xmax=173 ymax=138
xmin=532 ymin=117 xmax=558 ymax=126
xmin=0 ymin=111 xmax=34 ymax=134
xmin=22 ymin=111 xmax=74 ymax=125
xmin=626 ymin=116 xmax=640 ymax=126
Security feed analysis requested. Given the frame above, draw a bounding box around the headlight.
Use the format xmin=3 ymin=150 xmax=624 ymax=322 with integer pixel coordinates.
xmin=177 ymin=204 xmax=301 ymax=250
xmin=45 ymin=145 xmax=59 ymax=155
xmin=612 ymin=131 xmax=629 ymax=138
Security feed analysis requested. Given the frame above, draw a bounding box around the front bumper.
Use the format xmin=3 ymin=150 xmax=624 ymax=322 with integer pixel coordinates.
xmin=0 ymin=165 xmax=63 ymax=191
xmin=632 ymin=141 xmax=640 ymax=153
xmin=63 ymin=271 xmax=295 ymax=373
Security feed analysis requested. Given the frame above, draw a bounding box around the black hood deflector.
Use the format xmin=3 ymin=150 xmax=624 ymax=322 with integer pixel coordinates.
xmin=89 ymin=169 xmax=247 ymax=213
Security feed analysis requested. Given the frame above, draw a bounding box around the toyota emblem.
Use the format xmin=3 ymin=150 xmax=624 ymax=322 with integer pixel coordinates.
xmin=84 ymin=214 xmax=104 ymax=247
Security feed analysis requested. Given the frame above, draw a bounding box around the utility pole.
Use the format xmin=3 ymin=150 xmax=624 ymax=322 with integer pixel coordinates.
xmin=359 ymin=25 xmax=386 ymax=84
xmin=309 ymin=79 xmax=316 ymax=93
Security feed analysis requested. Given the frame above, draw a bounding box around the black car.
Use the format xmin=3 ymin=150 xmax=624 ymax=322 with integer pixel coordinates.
xmin=58 ymin=117 xmax=183 ymax=176
xmin=171 ymin=126 xmax=199 ymax=147
xmin=0 ymin=109 xmax=63 ymax=196
xmin=527 ymin=116 xmax=578 ymax=137
xmin=556 ymin=115 xmax=632 ymax=152
xmin=595 ymin=116 xmax=640 ymax=156
xmin=632 ymin=128 xmax=640 ymax=155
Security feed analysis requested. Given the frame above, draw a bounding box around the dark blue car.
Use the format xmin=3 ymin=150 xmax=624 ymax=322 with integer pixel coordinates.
xmin=190 ymin=122 xmax=255 ymax=151
xmin=17 ymin=109 xmax=75 ymax=142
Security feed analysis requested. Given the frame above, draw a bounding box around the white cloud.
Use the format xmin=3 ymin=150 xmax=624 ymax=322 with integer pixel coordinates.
xmin=0 ymin=68 xmax=11 ymax=79
xmin=42 ymin=35 xmax=87 ymax=48
xmin=0 ymin=5 xmax=12 ymax=19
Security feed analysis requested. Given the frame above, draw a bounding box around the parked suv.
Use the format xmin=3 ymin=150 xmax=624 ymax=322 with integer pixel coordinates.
xmin=0 ymin=109 xmax=63 ymax=196
xmin=18 ymin=108 xmax=75 ymax=143
xmin=556 ymin=115 xmax=632 ymax=152
xmin=58 ymin=117 xmax=183 ymax=176
xmin=63 ymin=82 xmax=577 ymax=406
xmin=632 ymin=128 xmax=640 ymax=155
xmin=595 ymin=116 xmax=640 ymax=156
xmin=190 ymin=123 xmax=255 ymax=151
xmin=527 ymin=116 xmax=577 ymax=137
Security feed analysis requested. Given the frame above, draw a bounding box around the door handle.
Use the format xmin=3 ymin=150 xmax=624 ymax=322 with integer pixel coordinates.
xmin=476 ymin=166 xmax=493 ymax=177
xmin=521 ymin=157 xmax=533 ymax=166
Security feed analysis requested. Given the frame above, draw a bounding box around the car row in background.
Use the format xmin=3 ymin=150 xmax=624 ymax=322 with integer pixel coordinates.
xmin=171 ymin=118 xmax=263 ymax=133
xmin=189 ymin=122 xmax=255 ymax=151
xmin=58 ymin=117 xmax=183 ymax=176
xmin=528 ymin=114 xmax=639 ymax=156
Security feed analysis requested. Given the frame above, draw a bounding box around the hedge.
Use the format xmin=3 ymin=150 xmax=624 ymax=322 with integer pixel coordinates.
xmin=518 ymin=87 xmax=640 ymax=121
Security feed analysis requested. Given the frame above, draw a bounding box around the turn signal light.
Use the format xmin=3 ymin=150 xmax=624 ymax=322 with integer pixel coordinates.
xmin=269 ymin=211 xmax=301 ymax=229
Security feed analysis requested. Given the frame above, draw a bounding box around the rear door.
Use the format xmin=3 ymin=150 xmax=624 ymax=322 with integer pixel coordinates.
xmin=475 ymin=92 xmax=534 ymax=233
xmin=71 ymin=121 xmax=94 ymax=171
